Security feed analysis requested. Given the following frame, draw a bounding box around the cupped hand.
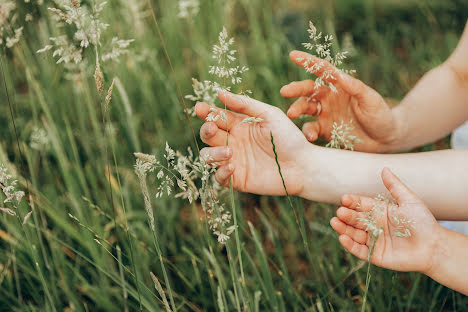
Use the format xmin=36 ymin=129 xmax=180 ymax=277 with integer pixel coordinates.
xmin=330 ymin=168 xmax=440 ymax=274
xmin=281 ymin=50 xmax=402 ymax=153
xmin=195 ymin=91 xmax=309 ymax=196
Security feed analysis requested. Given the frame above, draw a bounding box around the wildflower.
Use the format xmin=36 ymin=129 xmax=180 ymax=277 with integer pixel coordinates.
xmin=101 ymin=38 xmax=134 ymax=62
xmin=30 ymin=127 xmax=50 ymax=152
xmin=326 ymin=120 xmax=361 ymax=151
xmin=38 ymin=1 xmax=132 ymax=64
xmin=300 ymin=21 xmax=355 ymax=92
xmin=134 ymin=143 xmax=235 ymax=243
xmin=178 ymin=0 xmax=200 ymax=19
xmin=105 ymin=78 xmax=115 ymax=111
xmin=209 ymin=27 xmax=249 ymax=86
xmin=185 ymin=78 xmax=220 ymax=108
xmin=240 ymin=117 xmax=263 ymax=124
xmin=94 ymin=58 xmax=104 ymax=93
xmin=22 ymin=210 xmax=33 ymax=225
xmin=0 ymin=207 xmax=16 ymax=216
xmin=185 ymin=27 xmax=250 ymax=118
xmin=0 ymin=2 xmax=24 ymax=48
xmin=0 ymin=165 xmax=25 ymax=206
xmin=5 ymin=27 xmax=23 ymax=48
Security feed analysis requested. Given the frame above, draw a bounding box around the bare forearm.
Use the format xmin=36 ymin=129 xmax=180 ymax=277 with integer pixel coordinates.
xmin=389 ymin=64 xmax=468 ymax=152
xmin=300 ymin=145 xmax=468 ymax=220
xmin=387 ymin=23 xmax=468 ymax=152
xmin=428 ymin=226 xmax=468 ymax=296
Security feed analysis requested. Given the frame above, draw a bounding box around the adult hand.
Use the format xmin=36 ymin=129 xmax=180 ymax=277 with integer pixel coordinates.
xmin=195 ymin=91 xmax=309 ymax=196
xmin=281 ymin=50 xmax=403 ymax=153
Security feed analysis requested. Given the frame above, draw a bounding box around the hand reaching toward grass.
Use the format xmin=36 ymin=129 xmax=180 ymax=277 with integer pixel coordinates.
xmin=330 ymin=168 xmax=440 ymax=274
xmin=282 ymin=50 xmax=402 ymax=153
xmin=195 ymin=91 xmax=309 ymax=196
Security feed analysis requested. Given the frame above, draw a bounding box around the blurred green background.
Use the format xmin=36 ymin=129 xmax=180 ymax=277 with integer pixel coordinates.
xmin=0 ymin=0 xmax=467 ymax=311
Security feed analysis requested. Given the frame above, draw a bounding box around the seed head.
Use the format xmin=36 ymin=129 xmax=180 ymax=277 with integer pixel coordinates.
xmin=94 ymin=59 xmax=104 ymax=94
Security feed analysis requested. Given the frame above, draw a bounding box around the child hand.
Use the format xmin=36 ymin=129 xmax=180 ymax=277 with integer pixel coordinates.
xmin=330 ymin=168 xmax=440 ymax=274
xmin=195 ymin=91 xmax=310 ymax=196
xmin=281 ymin=50 xmax=401 ymax=153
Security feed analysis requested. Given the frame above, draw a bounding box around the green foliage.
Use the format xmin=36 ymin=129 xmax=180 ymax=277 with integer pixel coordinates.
xmin=0 ymin=0 xmax=466 ymax=311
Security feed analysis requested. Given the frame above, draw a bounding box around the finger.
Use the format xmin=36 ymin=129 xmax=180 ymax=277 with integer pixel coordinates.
xmin=280 ymin=80 xmax=328 ymax=98
xmin=341 ymin=194 xmax=374 ymax=212
xmin=218 ymin=91 xmax=270 ymax=117
xmin=200 ymin=146 xmax=232 ymax=164
xmin=200 ymin=122 xmax=228 ymax=146
xmin=381 ymin=168 xmax=417 ymax=204
xmin=336 ymin=207 xmax=367 ymax=231
xmin=215 ymin=164 xmax=234 ymax=186
xmin=289 ymin=50 xmax=340 ymax=83
xmin=338 ymin=235 xmax=369 ymax=261
xmin=195 ymin=102 xmax=243 ymax=131
xmin=302 ymin=122 xmax=320 ymax=142
xmin=287 ymin=97 xmax=319 ymax=119
xmin=330 ymin=217 xmax=368 ymax=244
xmin=337 ymin=72 xmax=367 ymax=98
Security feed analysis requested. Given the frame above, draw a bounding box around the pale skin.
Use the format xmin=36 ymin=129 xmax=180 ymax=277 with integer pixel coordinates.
xmin=331 ymin=168 xmax=468 ymax=296
xmin=282 ymin=22 xmax=468 ymax=153
xmin=195 ymin=22 xmax=468 ymax=294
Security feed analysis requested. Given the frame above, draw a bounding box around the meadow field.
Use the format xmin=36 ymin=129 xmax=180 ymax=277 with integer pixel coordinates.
xmin=1 ymin=0 xmax=467 ymax=311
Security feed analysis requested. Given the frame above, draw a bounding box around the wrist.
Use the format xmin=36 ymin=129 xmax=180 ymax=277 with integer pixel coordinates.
xmin=380 ymin=106 xmax=409 ymax=153
xmin=420 ymin=223 xmax=447 ymax=278
xmin=296 ymin=143 xmax=338 ymax=203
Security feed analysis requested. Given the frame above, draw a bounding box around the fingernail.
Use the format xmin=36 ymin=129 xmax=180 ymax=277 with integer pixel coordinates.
xmin=227 ymin=164 xmax=234 ymax=171
xmin=224 ymin=147 xmax=232 ymax=157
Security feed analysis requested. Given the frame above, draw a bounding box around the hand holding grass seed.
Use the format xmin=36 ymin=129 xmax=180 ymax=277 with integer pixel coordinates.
xmin=330 ymin=168 xmax=439 ymax=274
xmin=195 ymin=91 xmax=309 ymax=196
xmin=282 ymin=50 xmax=400 ymax=152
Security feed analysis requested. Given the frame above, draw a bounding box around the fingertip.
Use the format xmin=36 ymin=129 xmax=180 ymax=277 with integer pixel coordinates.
xmin=195 ymin=102 xmax=207 ymax=118
xmin=200 ymin=122 xmax=217 ymax=138
xmin=287 ymin=107 xmax=299 ymax=119
xmin=336 ymin=206 xmax=347 ymax=219
xmin=289 ymin=50 xmax=301 ymax=60
xmin=307 ymin=132 xmax=317 ymax=142
xmin=341 ymin=194 xmax=352 ymax=207
xmin=280 ymin=85 xmax=288 ymax=96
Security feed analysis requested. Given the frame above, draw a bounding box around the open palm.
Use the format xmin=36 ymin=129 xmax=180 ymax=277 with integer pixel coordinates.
xmin=282 ymin=50 xmax=400 ymax=153
xmin=331 ymin=168 xmax=439 ymax=274
xmin=195 ymin=91 xmax=309 ymax=196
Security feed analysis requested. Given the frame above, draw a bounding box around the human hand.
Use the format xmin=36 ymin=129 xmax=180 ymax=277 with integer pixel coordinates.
xmin=330 ymin=168 xmax=440 ymax=274
xmin=281 ymin=50 xmax=402 ymax=153
xmin=195 ymin=91 xmax=309 ymax=196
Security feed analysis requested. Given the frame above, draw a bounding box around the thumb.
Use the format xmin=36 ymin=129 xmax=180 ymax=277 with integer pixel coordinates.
xmin=381 ymin=168 xmax=418 ymax=204
xmin=302 ymin=121 xmax=321 ymax=142
xmin=337 ymin=72 xmax=367 ymax=98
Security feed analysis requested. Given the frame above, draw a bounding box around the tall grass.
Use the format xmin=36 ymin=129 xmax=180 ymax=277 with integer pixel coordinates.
xmin=1 ymin=0 xmax=467 ymax=311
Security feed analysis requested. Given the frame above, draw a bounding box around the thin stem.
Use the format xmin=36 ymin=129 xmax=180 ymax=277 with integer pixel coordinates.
xmin=1 ymin=51 xmax=56 ymax=311
xmin=146 ymin=0 xmax=200 ymax=154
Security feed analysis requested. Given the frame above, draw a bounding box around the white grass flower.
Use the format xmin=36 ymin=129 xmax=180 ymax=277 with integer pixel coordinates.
xmin=0 ymin=207 xmax=16 ymax=216
xmin=0 ymin=165 xmax=25 ymax=208
xmin=178 ymin=0 xmax=199 ymax=19
xmin=5 ymin=26 xmax=23 ymax=48
xmin=185 ymin=78 xmax=220 ymax=108
xmin=40 ymin=1 xmax=132 ymax=64
xmin=134 ymin=143 xmax=235 ymax=243
xmin=301 ymin=21 xmax=355 ymax=92
xmin=22 ymin=210 xmax=33 ymax=225
xmin=30 ymin=127 xmax=50 ymax=152
xmin=326 ymin=120 xmax=361 ymax=151
xmin=240 ymin=117 xmax=263 ymax=124
xmin=185 ymin=27 xmax=249 ymax=119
